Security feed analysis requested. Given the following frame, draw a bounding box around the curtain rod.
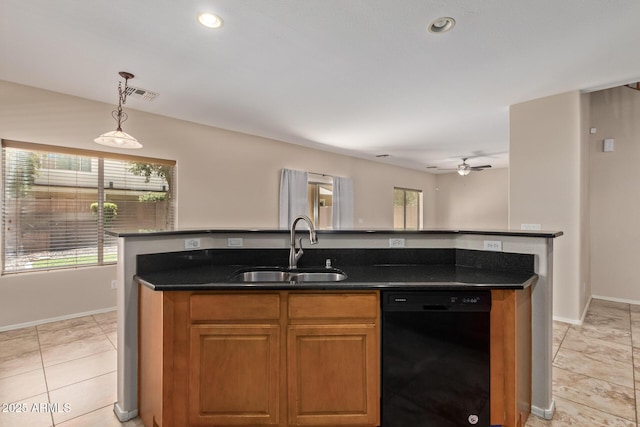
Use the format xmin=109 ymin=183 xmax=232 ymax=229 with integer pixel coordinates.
xmin=286 ymin=169 xmax=348 ymax=179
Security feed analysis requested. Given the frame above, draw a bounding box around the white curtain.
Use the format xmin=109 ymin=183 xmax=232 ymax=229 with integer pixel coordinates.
xmin=332 ymin=176 xmax=354 ymax=229
xmin=279 ymin=169 xmax=309 ymax=228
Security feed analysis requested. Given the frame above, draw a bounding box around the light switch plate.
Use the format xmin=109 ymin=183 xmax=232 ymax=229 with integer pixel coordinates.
xmin=603 ymin=138 xmax=615 ymax=152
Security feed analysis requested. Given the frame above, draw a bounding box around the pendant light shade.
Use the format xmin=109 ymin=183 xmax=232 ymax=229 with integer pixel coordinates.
xmin=95 ymin=71 xmax=143 ymax=149
xmin=94 ymin=130 xmax=141 ymax=149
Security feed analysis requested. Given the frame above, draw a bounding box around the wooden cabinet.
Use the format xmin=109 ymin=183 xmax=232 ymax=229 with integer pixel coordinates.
xmin=138 ymin=288 xmax=379 ymax=427
xmin=490 ymin=287 xmax=532 ymax=427
xmin=139 ymin=286 xmax=529 ymax=427
xmin=287 ymin=293 xmax=379 ymax=426
xmin=189 ymin=293 xmax=284 ymax=426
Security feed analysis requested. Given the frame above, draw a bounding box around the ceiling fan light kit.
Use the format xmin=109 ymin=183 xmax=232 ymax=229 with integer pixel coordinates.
xmin=457 ymin=164 xmax=471 ymax=176
xmin=438 ymin=158 xmax=492 ymax=176
xmin=94 ymin=71 xmax=143 ymax=149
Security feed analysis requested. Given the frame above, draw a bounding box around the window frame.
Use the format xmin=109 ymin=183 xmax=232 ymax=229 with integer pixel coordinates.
xmin=393 ymin=187 xmax=423 ymax=230
xmin=307 ymin=173 xmax=334 ymax=230
xmin=1 ymin=140 xmax=176 ymax=274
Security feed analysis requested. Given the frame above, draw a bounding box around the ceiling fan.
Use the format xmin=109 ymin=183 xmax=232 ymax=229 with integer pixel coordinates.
xmin=439 ymin=158 xmax=492 ymax=176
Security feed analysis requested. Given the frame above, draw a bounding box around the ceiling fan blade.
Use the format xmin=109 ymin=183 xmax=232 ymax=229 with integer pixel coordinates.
xmin=470 ymin=165 xmax=492 ymax=170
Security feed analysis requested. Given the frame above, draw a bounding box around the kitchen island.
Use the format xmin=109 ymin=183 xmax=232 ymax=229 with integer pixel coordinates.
xmin=109 ymin=229 xmax=561 ymax=426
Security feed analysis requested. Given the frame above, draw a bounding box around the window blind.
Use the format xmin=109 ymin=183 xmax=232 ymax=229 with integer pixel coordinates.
xmin=2 ymin=140 xmax=176 ymax=273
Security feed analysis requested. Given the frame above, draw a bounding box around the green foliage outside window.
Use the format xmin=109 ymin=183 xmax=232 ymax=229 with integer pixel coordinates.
xmin=5 ymin=150 xmax=41 ymax=198
xmin=138 ymin=192 xmax=166 ymax=202
xmin=394 ymin=189 xmax=419 ymax=207
xmin=90 ymin=202 xmax=118 ymax=227
xmin=129 ymin=162 xmax=173 ymax=228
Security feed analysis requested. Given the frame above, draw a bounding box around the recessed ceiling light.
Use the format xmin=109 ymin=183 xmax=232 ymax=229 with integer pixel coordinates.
xmin=428 ymin=17 xmax=455 ymax=34
xmin=198 ymin=12 xmax=224 ymax=29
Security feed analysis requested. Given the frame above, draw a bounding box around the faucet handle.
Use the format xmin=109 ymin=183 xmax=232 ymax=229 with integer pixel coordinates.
xmin=295 ymin=237 xmax=305 ymax=258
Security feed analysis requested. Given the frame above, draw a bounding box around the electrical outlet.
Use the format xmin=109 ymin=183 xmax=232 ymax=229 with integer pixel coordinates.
xmin=228 ymin=238 xmax=243 ymax=247
xmin=483 ymin=240 xmax=502 ymax=251
xmin=389 ymin=238 xmax=405 ymax=248
xmin=184 ymin=238 xmax=201 ymax=249
xmin=111 ymin=280 xmax=117 ymax=289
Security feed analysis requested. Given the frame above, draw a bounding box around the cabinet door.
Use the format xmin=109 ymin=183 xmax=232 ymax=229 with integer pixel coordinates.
xmin=287 ymin=324 xmax=379 ymax=426
xmin=189 ymin=324 xmax=281 ymax=426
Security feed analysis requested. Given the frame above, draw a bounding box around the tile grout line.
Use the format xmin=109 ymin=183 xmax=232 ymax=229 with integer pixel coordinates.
xmin=553 ymin=323 xmax=570 ymax=363
xmin=35 ymin=325 xmax=55 ymax=427
xmin=1 ymin=318 xmax=125 ymax=427
xmin=92 ymin=313 xmax=118 ymax=351
xmin=550 ymin=308 xmax=639 ymax=425
xmin=48 ymin=318 xmax=116 ymax=426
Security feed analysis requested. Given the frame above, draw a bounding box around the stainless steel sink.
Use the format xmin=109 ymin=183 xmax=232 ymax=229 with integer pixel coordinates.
xmin=294 ymin=271 xmax=347 ymax=282
xmin=233 ymin=270 xmax=292 ymax=282
xmin=231 ymin=268 xmax=347 ymax=283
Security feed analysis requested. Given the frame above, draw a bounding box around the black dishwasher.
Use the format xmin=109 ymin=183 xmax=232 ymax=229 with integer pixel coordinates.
xmin=381 ymin=291 xmax=491 ymax=427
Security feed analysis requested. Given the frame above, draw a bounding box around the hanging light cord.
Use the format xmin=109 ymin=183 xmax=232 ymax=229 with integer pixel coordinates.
xmin=94 ymin=71 xmax=142 ymax=149
xmin=112 ymin=78 xmax=130 ymax=132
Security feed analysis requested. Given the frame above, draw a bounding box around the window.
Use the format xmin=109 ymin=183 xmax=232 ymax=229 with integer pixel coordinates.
xmin=2 ymin=140 xmax=176 ymax=273
xmin=394 ymin=187 xmax=422 ymax=230
xmin=42 ymin=153 xmax=92 ymax=172
xmin=307 ymin=174 xmax=333 ymax=230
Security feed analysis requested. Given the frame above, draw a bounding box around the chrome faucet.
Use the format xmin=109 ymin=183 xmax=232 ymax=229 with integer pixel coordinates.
xmin=289 ymin=215 xmax=318 ymax=269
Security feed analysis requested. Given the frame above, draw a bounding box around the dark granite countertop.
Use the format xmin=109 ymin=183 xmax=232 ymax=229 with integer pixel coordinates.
xmin=108 ymin=228 xmax=563 ymax=239
xmin=136 ymin=264 xmax=537 ymax=291
xmin=135 ymin=248 xmax=537 ymax=292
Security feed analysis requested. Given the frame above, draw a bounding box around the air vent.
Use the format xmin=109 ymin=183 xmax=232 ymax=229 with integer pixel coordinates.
xmin=124 ymin=85 xmax=159 ymax=102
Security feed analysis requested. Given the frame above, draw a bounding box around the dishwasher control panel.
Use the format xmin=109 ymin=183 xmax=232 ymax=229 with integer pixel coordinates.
xmin=383 ymin=291 xmax=491 ymax=312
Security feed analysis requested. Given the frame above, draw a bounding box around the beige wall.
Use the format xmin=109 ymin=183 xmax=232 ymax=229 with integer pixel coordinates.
xmin=509 ymin=91 xmax=590 ymax=322
xmin=589 ymin=86 xmax=640 ymax=302
xmin=1 ymin=80 xmax=600 ymax=327
xmin=0 ymin=80 xmax=437 ymax=328
xmin=434 ymin=168 xmax=508 ymax=229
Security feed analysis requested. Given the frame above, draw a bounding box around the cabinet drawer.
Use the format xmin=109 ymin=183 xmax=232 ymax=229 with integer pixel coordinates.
xmin=190 ymin=293 xmax=280 ymax=322
xmin=289 ymin=292 xmax=379 ymax=321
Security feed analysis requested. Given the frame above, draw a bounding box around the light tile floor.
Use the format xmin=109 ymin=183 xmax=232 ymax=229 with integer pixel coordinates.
xmin=526 ymin=298 xmax=639 ymax=427
xmin=0 ymin=311 xmax=143 ymax=427
xmin=1 ymin=299 xmax=639 ymax=426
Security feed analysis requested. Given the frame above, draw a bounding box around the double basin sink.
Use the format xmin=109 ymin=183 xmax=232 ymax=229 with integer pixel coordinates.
xmin=231 ymin=266 xmax=347 ymax=283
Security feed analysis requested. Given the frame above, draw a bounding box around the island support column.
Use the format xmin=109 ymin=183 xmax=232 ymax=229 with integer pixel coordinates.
xmin=530 ymin=240 xmax=555 ymax=419
xmin=113 ymin=237 xmax=139 ymax=421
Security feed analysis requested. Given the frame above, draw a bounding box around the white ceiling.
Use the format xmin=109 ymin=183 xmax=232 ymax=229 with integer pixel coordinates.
xmin=1 ymin=0 xmax=639 ymax=172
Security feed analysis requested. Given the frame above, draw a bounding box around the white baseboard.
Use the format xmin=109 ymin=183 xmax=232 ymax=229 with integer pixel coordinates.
xmin=113 ymin=402 xmax=138 ymax=422
xmin=552 ymin=295 xmax=592 ymax=326
xmin=0 ymin=307 xmax=116 ymax=332
xmin=531 ymin=399 xmax=556 ymax=420
xmin=592 ymin=294 xmax=640 ymax=307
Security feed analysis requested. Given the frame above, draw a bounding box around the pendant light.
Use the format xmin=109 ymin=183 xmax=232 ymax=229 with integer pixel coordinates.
xmin=94 ymin=71 xmax=143 ymax=149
